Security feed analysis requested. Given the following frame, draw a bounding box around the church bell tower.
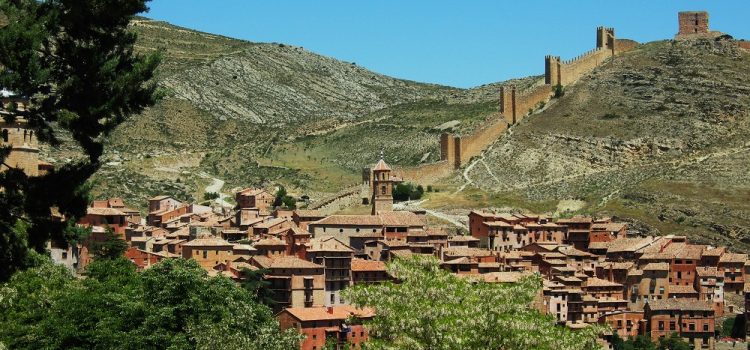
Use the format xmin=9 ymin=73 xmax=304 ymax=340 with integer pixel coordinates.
xmin=371 ymin=153 xmax=394 ymax=215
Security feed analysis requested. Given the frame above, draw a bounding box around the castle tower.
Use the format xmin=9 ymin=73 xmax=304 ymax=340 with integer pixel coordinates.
xmin=544 ymin=55 xmax=561 ymax=86
xmin=1 ymin=96 xmax=40 ymax=177
xmin=596 ymin=26 xmax=616 ymax=55
xmin=676 ymin=11 xmax=709 ymax=39
xmin=370 ymin=155 xmax=395 ymax=215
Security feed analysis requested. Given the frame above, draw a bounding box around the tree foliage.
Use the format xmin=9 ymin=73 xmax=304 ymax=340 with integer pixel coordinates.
xmin=342 ymin=256 xmax=603 ymax=350
xmin=0 ymin=257 xmax=301 ymax=350
xmin=274 ymin=185 xmax=296 ymax=209
xmin=239 ymin=267 xmax=276 ymax=307
xmin=613 ymin=333 xmax=691 ymax=350
xmin=89 ymin=227 xmax=128 ymax=260
xmin=0 ymin=0 xmax=161 ymax=281
xmin=392 ymin=182 xmax=423 ymax=201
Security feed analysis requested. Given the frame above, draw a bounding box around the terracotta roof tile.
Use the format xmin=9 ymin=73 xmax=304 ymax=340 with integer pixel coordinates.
xmin=281 ymin=305 xmax=374 ymax=322
xmin=182 ymin=236 xmax=233 ymax=247
xmin=252 ymin=256 xmax=323 ymax=269
xmin=372 ymin=159 xmax=391 ymax=171
xmin=647 ymin=299 xmax=712 ymax=312
xmin=351 ymin=258 xmax=387 ymax=272
xmin=584 ymin=277 xmax=623 ymax=288
xmin=307 ymin=237 xmax=355 ymax=253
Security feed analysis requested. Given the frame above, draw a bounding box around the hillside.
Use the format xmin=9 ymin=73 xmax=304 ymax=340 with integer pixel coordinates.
xmin=444 ymin=38 xmax=750 ymax=251
xmin=39 ymin=18 xmax=503 ymax=209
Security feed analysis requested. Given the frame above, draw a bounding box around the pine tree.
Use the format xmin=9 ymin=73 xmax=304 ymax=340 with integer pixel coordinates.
xmin=0 ymin=0 xmax=161 ymax=281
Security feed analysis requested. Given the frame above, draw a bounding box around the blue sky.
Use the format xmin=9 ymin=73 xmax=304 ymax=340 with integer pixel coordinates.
xmin=145 ymin=1 xmax=750 ymax=88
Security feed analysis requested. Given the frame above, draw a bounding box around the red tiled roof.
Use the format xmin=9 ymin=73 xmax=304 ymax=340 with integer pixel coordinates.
xmin=252 ymin=256 xmax=323 ymax=269
xmin=281 ymin=305 xmax=374 ymax=322
xmin=372 ymin=159 xmax=391 ymax=171
xmin=87 ymin=207 xmax=125 ymax=216
xmin=351 ymin=258 xmax=387 ymax=272
xmin=647 ymin=299 xmax=712 ymax=311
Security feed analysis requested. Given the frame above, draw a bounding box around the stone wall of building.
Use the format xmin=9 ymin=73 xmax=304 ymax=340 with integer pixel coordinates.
xmin=1 ymin=119 xmax=40 ymax=176
xmin=676 ymin=11 xmax=709 ymax=38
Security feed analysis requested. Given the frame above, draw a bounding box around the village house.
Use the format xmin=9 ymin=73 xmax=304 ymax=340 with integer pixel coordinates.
xmin=350 ymin=258 xmax=390 ymax=284
xmin=293 ymin=209 xmax=325 ymax=232
xmin=644 ymin=299 xmax=715 ymax=350
xmin=598 ymin=310 xmax=644 ymax=339
xmin=251 ymin=255 xmax=325 ymax=312
xmin=276 ymin=305 xmax=374 ymax=350
xmin=181 ymin=235 xmax=234 ymax=270
xmin=303 ymin=237 xmax=355 ymax=306
xmin=235 ymin=188 xmax=275 ymax=211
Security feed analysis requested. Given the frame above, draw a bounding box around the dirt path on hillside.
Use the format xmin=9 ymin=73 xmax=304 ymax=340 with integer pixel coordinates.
xmin=394 ymin=199 xmax=468 ymax=230
xmin=199 ymin=172 xmax=233 ymax=208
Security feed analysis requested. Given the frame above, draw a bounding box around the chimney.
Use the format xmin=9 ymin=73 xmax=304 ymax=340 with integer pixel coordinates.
xmin=327 ymin=306 xmax=334 ymax=314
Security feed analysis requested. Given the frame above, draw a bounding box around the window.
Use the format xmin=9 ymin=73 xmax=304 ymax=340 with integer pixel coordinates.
xmin=202 ymin=250 xmax=207 ymax=259
xmin=658 ymin=321 xmax=664 ymax=331
xmin=703 ymin=324 xmax=709 ymax=332
xmin=381 ymin=186 xmax=386 ymax=195
xmin=670 ymin=321 xmax=676 ymax=330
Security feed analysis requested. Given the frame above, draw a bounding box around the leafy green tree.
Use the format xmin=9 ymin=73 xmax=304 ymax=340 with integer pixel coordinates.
xmin=0 ymin=0 xmax=161 ymax=281
xmin=657 ymin=333 xmax=691 ymax=350
xmin=203 ymin=191 xmax=220 ymax=201
xmin=89 ymin=227 xmax=128 ymax=260
xmin=0 ymin=258 xmax=302 ymax=349
xmin=342 ymin=256 xmax=603 ymax=350
xmin=611 ymin=332 xmax=626 ymax=350
xmin=554 ymin=84 xmax=565 ymax=98
xmin=240 ymin=267 xmax=276 ymax=307
xmin=722 ymin=316 xmax=735 ymax=336
xmin=393 ymin=182 xmax=423 ymax=201
xmin=274 ymin=185 xmax=296 ymax=209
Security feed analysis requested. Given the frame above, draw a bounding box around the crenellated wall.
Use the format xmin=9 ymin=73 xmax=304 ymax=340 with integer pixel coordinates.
xmin=513 ymin=83 xmax=554 ymax=123
xmin=456 ymin=117 xmax=508 ymax=165
xmin=431 ymin=25 xmax=638 ymax=172
xmin=398 ymin=160 xmax=454 ymax=184
xmin=558 ymin=48 xmax=612 ymax=86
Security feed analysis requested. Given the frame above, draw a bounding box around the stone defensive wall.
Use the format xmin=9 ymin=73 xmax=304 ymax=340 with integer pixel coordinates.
xmin=398 ymin=160 xmax=454 ymax=184
xmin=403 ymin=26 xmax=639 ymax=181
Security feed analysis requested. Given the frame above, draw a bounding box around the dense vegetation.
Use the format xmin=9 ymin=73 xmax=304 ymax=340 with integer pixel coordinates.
xmin=343 ymin=256 xmax=602 ymax=350
xmin=0 ymin=257 xmax=301 ymax=350
xmin=611 ymin=333 xmax=691 ymax=350
xmin=0 ymin=0 xmax=160 ymax=281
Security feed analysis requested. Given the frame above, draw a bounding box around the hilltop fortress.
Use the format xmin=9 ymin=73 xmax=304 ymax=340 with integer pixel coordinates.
xmin=391 ymin=10 xmax=750 ymax=184
xmin=438 ymin=26 xmax=638 ymax=171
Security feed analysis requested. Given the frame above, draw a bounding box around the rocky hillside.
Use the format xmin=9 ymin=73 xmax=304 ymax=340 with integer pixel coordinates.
xmin=40 ymin=18 xmax=502 ymax=209
xmin=455 ymin=38 xmax=750 ymax=251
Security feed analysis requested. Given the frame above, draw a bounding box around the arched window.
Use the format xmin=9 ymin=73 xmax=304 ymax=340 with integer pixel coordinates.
xmin=381 ymin=186 xmax=386 ymax=195
xmin=2 ymin=129 xmax=8 ymax=142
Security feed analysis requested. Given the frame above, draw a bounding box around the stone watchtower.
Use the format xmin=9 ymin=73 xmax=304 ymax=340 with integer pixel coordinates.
xmin=370 ymin=156 xmax=395 ymax=215
xmin=1 ymin=96 xmax=40 ymax=177
xmin=596 ymin=26 xmax=616 ymax=55
xmin=676 ymin=11 xmax=709 ymax=39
